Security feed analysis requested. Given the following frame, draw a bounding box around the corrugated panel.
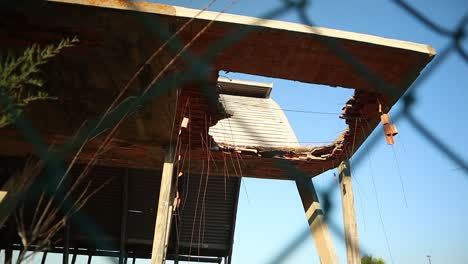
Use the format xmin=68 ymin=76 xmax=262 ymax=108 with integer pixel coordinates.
xmin=209 ymin=94 xmax=299 ymax=148
xmin=169 ymin=174 xmax=240 ymax=258
xmin=53 ymin=164 xmax=239 ymax=258
xmin=126 ymin=168 xmax=161 ymax=242
xmin=68 ymin=166 xmax=163 ymax=250
xmin=0 ymin=156 xmax=239 ymax=259
xmin=70 ymin=165 xmax=123 ymax=246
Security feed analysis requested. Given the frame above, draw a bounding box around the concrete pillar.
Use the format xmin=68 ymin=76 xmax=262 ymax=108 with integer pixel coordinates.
xmin=151 ymin=146 xmax=175 ymax=264
xmin=295 ymin=177 xmax=338 ymax=264
xmin=338 ymin=160 xmax=361 ymax=264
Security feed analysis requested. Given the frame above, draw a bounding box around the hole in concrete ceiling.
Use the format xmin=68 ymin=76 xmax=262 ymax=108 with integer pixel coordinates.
xmin=215 ymin=71 xmax=354 ymax=146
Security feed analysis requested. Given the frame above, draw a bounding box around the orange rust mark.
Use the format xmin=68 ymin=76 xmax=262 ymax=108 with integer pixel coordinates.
xmin=135 ymin=1 xmax=172 ymax=10
xmin=87 ymin=0 xmax=130 ymax=6
xmin=83 ymin=0 xmax=176 ymax=15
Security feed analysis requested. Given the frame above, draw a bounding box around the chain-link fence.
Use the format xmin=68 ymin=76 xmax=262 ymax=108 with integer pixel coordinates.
xmin=0 ymin=0 xmax=467 ymax=263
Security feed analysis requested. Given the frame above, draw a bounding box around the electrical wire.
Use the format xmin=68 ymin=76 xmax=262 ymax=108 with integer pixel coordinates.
xmin=391 ymin=145 xmax=409 ymax=208
xmin=221 ymin=99 xmax=342 ymax=115
xmin=367 ymin=152 xmax=395 ymax=264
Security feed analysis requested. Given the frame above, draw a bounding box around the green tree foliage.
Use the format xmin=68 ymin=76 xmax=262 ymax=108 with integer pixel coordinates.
xmin=0 ymin=37 xmax=78 ymax=127
xmin=362 ymin=255 xmax=386 ymax=264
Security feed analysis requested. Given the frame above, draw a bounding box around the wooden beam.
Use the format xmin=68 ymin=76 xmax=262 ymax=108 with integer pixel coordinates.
xmin=338 ymin=160 xmax=361 ymax=264
xmin=151 ymin=146 xmax=176 ymax=264
xmin=295 ymin=177 xmax=338 ymax=264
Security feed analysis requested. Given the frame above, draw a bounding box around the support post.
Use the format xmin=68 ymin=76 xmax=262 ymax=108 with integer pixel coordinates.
xmin=4 ymin=245 xmax=12 ymax=264
xmin=71 ymin=248 xmax=78 ymax=264
xmin=163 ymin=189 xmax=175 ymax=260
xmin=4 ymin=221 xmax=13 ymax=264
xmin=119 ymin=169 xmax=129 ymax=264
xmin=338 ymin=160 xmax=361 ymax=264
xmin=151 ymin=146 xmax=176 ymax=264
xmin=295 ymin=177 xmax=338 ymax=264
xmin=63 ymin=221 xmax=70 ymax=264
xmin=41 ymin=251 xmax=48 ymax=264
xmin=86 ymin=249 xmax=93 ymax=264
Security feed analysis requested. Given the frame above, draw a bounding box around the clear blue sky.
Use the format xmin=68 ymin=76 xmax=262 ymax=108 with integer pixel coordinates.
xmin=2 ymin=1 xmax=467 ymax=263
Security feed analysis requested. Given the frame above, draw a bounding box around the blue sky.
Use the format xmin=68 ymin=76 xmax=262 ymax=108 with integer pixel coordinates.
xmin=2 ymin=0 xmax=467 ymax=263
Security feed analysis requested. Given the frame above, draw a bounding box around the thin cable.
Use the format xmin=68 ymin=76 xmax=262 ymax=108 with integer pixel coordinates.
xmin=367 ymin=141 xmax=395 ymax=264
xmin=188 ymin=146 xmax=205 ymax=259
xmin=357 ymin=110 xmax=395 ymax=263
xmin=208 ymin=136 xmax=334 ymax=145
xmin=368 ymin=155 xmax=394 ymax=263
xmin=220 ymin=98 xmax=342 ymax=115
xmin=234 ymin=151 xmax=250 ymax=204
xmin=200 ymin=115 xmax=212 ymax=252
xmin=241 ymin=178 xmax=250 ymax=204
xmin=391 ymin=145 xmax=409 ymax=208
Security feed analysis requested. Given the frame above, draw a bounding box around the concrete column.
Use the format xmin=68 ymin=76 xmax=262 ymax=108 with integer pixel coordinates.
xmin=151 ymin=146 xmax=175 ymax=264
xmin=295 ymin=177 xmax=338 ymax=264
xmin=338 ymin=160 xmax=361 ymax=264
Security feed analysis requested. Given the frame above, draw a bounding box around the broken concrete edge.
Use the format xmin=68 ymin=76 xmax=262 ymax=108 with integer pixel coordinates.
xmin=0 ymin=85 xmax=384 ymax=179
xmin=210 ymin=89 xmax=384 ymax=165
xmin=214 ymin=132 xmax=341 ymax=162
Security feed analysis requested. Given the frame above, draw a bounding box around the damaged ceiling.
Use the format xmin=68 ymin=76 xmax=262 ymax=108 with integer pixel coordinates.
xmin=0 ymin=0 xmax=435 ymax=179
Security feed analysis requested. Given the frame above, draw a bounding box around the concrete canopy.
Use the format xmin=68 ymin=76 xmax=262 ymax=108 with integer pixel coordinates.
xmin=52 ymin=0 xmax=435 ymax=94
xmin=0 ymin=0 xmax=435 ymax=179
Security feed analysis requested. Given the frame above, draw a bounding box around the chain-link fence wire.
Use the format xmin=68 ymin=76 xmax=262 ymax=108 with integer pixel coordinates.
xmin=0 ymin=0 xmax=467 ymax=263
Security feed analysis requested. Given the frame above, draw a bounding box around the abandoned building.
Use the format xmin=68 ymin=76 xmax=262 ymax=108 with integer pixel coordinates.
xmin=0 ymin=0 xmax=435 ymax=263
